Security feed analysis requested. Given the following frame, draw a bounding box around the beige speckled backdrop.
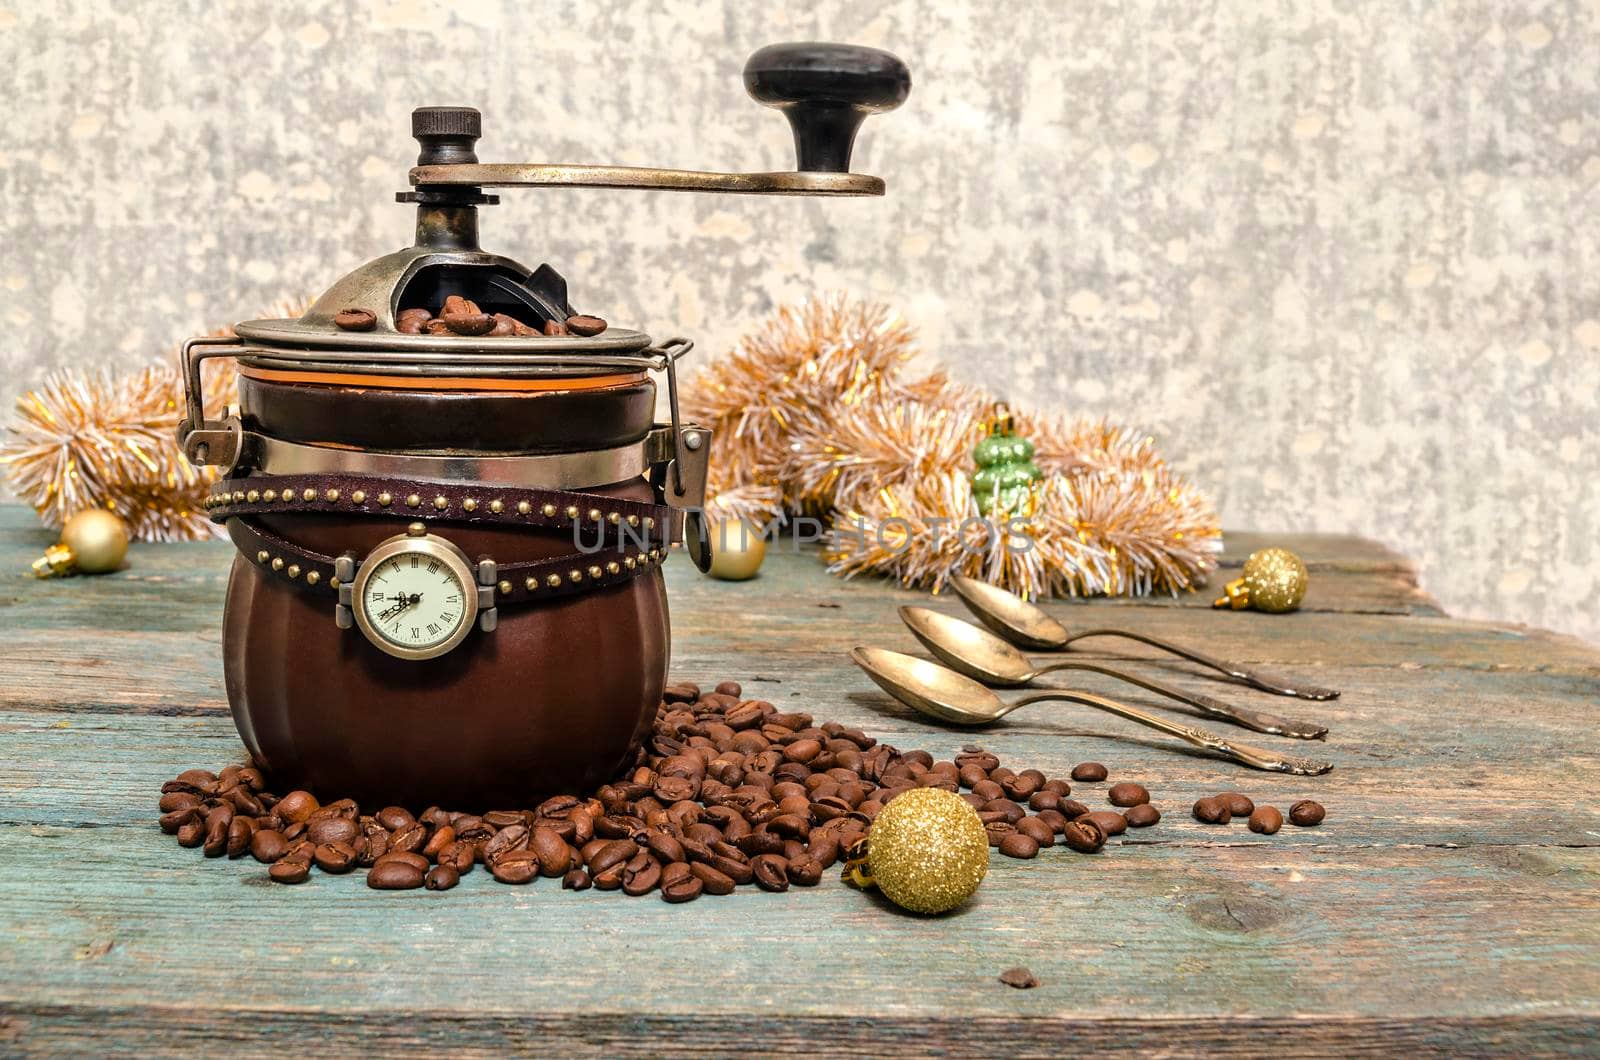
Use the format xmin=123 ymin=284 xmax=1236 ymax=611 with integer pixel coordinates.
xmin=3 ymin=0 xmax=1597 ymax=641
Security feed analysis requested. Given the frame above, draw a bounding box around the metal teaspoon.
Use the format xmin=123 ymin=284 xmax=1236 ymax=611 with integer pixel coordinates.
xmin=898 ymin=606 xmax=1329 ymax=739
xmin=849 ymin=647 xmax=1334 ymax=776
xmin=948 ymin=575 xmax=1341 ymax=701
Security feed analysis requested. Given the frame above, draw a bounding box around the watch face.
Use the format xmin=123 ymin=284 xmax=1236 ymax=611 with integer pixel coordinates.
xmin=356 ymin=545 xmax=472 ymax=655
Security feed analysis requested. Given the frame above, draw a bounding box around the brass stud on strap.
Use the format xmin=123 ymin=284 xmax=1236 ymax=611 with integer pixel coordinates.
xmin=271 ymin=557 xmax=284 ymax=571
xmin=606 ymin=561 xmax=621 ymax=575
xmin=306 ymin=571 xmax=321 ymax=586
xmin=607 ymin=512 xmax=621 ymax=525
xmin=351 ymin=490 xmax=367 ymax=505
xmin=329 ymin=577 xmax=341 ymax=589
xmin=587 ymin=508 xmax=602 ymax=522
xmin=283 ymin=492 xmax=296 ymax=504
xmin=498 ymin=580 xmax=513 ymax=595
xmin=643 ymin=517 xmax=656 ymax=531
xmin=302 ymin=488 xmax=316 ymax=502
xmin=545 ymin=573 xmax=562 ymax=588
xmin=565 ymin=505 xmax=580 ymax=520
xmin=257 ymin=550 xmax=270 ymax=563
xmin=234 ymin=490 xmax=246 ymax=503
xmin=462 ymin=498 xmax=478 ymax=512
xmin=587 ymin=565 xmax=603 ymax=580
xmin=287 ymin=564 xmax=300 ymax=579
xmin=434 ymin=496 xmax=448 ymax=511
xmin=541 ymin=503 xmax=557 ymax=518
xmin=378 ymin=492 xmax=392 ymax=507
xmin=524 ymin=576 xmax=539 ymax=592
xmin=406 ymin=494 xmax=421 ymax=507
xmin=325 ymin=489 xmax=339 ymax=503
xmin=568 ymin=569 xmax=583 ymax=583
xmin=489 ymin=499 xmax=503 ymax=514
xmin=246 ymin=489 xmax=260 ymax=503
xmin=517 ymin=500 xmax=532 ymax=515
xmin=626 ymin=514 xmax=639 ymax=527
xmin=624 ymin=556 xmax=636 ymax=569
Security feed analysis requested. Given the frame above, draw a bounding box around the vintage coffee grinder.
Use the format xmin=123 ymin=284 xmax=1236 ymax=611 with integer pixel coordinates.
xmin=177 ymin=43 xmax=910 ymax=809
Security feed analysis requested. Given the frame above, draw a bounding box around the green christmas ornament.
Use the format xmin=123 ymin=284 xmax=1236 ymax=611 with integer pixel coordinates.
xmin=970 ymin=404 xmax=1042 ymax=514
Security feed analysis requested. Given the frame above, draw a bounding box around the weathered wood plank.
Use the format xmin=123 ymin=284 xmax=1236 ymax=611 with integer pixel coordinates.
xmin=0 ymin=505 xmax=1596 ymax=1055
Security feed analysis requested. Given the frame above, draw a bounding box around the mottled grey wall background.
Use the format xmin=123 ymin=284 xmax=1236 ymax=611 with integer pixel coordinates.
xmin=3 ymin=0 xmax=1597 ymax=641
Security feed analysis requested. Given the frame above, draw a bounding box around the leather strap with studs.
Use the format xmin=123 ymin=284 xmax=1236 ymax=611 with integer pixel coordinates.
xmin=227 ymin=517 xmax=667 ymax=605
xmin=204 ymin=472 xmax=675 ymax=548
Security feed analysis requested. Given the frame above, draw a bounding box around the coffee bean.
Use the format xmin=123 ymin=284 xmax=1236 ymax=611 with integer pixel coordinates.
xmin=1016 ymin=816 xmax=1055 ymax=847
xmin=542 ymin=319 xmax=571 ymax=337
xmin=250 ymin=829 xmax=288 ymax=863
xmin=786 ymin=857 xmax=823 ymax=886
xmin=159 ymin=792 xmax=200 ymax=813
xmin=1062 ymin=818 xmax=1106 ymax=853
xmin=1192 ymin=797 xmax=1231 ymax=824
xmin=1081 ymin=810 xmax=1127 ymax=837
xmin=660 ymin=862 xmax=702 ymax=903
xmin=442 ymin=312 xmax=493 ymax=336
xmin=177 ymin=819 xmax=204 ymax=848
xmin=1028 ymin=791 xmax=1062 ymax=812
xmin=1070 ymin=762 xmax=1108 ymax=782
xmin=314 ymin=841 xmax=357 ymax=874
xmin=588 ymin=839 xmax=639 ymax=876
xmin=1107 ymin=782 xmax=1149 ymax=807
xmin=490 ymin=857 xmax=538 ymax=885
xmin=307 ymin=816 xmax=359 ymax=847
xmin=985 ymin=822 xmax=1017 ymax=847
xmin=751 ymin=853 xmax=789 ymax=892
xmin=998 ymin=833 xmax=1040 ymax=859
xmin=1288 ymin=800 xmax=1325 ymax=826
xmin=621 ymin=851 xmax=662 ymax=896
xmin=334 ymin=308 xmax=376 ymax=331
xmin=277 ymin=790 xmax=319 ymax=824
xmin=529 ymin=825 xmax=571 ymax=877
xmin=565 ymin=314 xmax=608 ymax=336
xmin=369 ymin=857 xmax=427 ymax=889
xmin=1124 ymin=803 xmax=1161 ymax=828
xmin=357 ymin=831 xmax=388 ymax=866
xmin=375 ymin=806 xmax=415 ymax=832
xmin=999 ymin=966 xmax=1039 ymax=989
xmin=226 ymin=815 xmax=256 ymax=858
xmin=1218 ymin=792 xmax=1254 ymax=818
xmin=1248 ymin=806 xmax=1283 ymax=834
xmin=389 ymin=823 xmax=427 ymax=854
xmin=483 ymin=823 xmax=528 ymax=863
xmin=1034 ymin=809 xmax=1068 ymax=835
xmin=690 ymin=862 xmax=736 ymax=895
xmin=425 ymin=864 xmax=460 ymax=891
xmin=268 ymin=860 xmax=310 ymax=884
xmin=1057 ymin=799 xmax=1090 ymax=820
xmin=562 ymin=868 xmax=592 ymax=890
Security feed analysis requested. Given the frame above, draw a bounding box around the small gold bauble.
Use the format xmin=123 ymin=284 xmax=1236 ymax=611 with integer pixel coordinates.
xmin=707 ymin=520 xmax=767 ymax=581
xmin=1214 ymin=547 xmax=1308 ymax=613
xmin=58 ymin=509 xmax=130 ymax=574
xmin=845 ymin=788 xmax=988 ymax=914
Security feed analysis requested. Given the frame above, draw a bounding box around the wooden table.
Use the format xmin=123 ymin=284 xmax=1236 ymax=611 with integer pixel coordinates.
xmin=1 ymin=505 xmax=1596 ymax=1056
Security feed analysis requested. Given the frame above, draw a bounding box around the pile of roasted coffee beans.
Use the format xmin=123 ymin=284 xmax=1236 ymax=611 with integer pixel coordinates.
xmin=330 ymin=296 xmax=608 ymax=338
xmin=1191 ymin=792 xmax=1325 ymax=834
xmin=156 ymin=679 xmax=1326 ymax=899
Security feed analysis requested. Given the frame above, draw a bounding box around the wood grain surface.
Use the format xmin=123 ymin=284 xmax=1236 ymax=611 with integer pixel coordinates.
xmin=0 ymin=506 xmax=1595 ymax=1057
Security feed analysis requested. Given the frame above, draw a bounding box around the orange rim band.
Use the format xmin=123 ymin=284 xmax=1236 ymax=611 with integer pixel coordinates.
xmin=240 ymin=366 xmax=648 ymax=393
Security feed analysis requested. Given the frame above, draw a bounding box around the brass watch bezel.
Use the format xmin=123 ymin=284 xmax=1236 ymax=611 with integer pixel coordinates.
xmin=350 ymin=529 xmax=478 ymax=661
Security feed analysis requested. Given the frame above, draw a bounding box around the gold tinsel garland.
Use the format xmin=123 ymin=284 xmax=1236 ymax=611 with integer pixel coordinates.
xmin=685 ymin=295 xmax=1221 ymax=597
xmin=1 ymin=302 xmax=301 ymax=541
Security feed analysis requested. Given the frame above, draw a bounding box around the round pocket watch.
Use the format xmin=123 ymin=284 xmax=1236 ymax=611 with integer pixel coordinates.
xmin=336 ymin=523 xmax=498 ymax=660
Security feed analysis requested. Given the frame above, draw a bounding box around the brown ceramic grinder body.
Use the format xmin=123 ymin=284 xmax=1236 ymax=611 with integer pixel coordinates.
xmin=222 ymin=372 xmax=667 ymax=810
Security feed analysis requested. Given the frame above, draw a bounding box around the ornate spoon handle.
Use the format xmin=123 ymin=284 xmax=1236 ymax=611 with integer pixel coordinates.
xmin=1011 ymin=689 xmax=1334 ymax=775
xmin=1029 ymin=660 xmax=1329 ymax=739
xmin=1060 ymin=629 xmax=1341 ymax=701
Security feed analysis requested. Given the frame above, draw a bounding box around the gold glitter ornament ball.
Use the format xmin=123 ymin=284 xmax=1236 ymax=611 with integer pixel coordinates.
xmin=1242 ymin=547 xmax=1308 ymax=613
xmin=33 ymin=509 xmax=130 ymax=576
xmin=707 ymin=520 xmax=767 ymax=581
xmin=858 ymin=788 xmax=988 ymax=914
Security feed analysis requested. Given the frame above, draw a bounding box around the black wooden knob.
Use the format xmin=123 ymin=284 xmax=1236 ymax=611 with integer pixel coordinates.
xmin=411 ymin=106 xmax=482 ymax=166
xmin=743 ymin=43 xmax=910 ymax=173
